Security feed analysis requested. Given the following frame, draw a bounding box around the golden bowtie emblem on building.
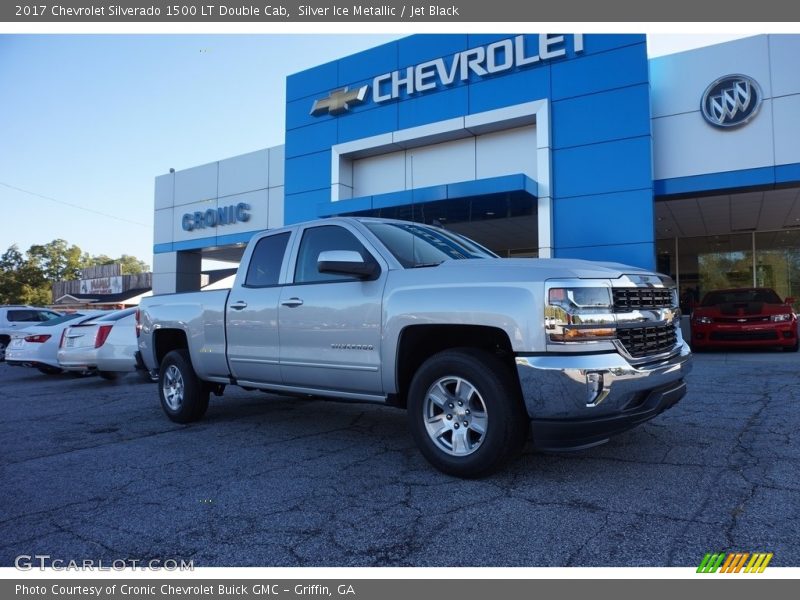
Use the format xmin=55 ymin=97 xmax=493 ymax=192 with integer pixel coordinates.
xmin=310 ymin=85 xmax=369 ymax=116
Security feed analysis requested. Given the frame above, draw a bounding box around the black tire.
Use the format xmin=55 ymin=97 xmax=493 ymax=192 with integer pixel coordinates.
xmin=98 ymin=371 xmax=118 ymax=381
xmin=407 ymin=348 xmax=528 ymax=478
xmin=783 ymin=340 xmax=799 ymax=353
xmin=158 ymin=349 xmax=209 ymax=423
xmin=0 ymin=336 xmax=8 ymax=362
xmin=37 ymin=365 xmax=63 ymax=375
xmin=138 ymin=368 xmax=159 ymax=383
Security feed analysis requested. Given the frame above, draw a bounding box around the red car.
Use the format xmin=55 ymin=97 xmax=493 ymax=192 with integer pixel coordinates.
xmin=691 ymin=288 xmax=798 ymax=352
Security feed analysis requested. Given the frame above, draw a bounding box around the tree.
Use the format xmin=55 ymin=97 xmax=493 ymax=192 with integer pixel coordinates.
xmin=116 ymin=254 xmax=149 ymax=275
xmin=26 ymin=239 xmax=85 ymax=281
xmin=0 ymin=240 xmax=150 ymax=305
xmin=0 ymin=244 xmax=50 ymax=305
xmin=82 ymin=253 xmax=149 ymax=274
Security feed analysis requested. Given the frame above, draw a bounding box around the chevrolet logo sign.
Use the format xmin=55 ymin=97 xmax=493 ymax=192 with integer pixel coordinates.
xmin=310 ymin=85 xmax=369 ymax=116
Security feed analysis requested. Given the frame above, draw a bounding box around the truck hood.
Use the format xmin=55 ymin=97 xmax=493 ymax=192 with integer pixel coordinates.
xmin=432 ymin=257 xmax=661 ymax=282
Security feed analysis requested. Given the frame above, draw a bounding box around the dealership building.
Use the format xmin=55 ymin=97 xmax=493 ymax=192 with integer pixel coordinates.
xmin=152 ymin=34 xmax=800 ymax=306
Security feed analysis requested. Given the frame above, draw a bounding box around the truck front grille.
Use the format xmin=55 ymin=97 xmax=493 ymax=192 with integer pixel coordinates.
xmin=616 ymin=324 xmax=677 ymax=358
xmin=613 ymin=288 xmax=674 ymax=311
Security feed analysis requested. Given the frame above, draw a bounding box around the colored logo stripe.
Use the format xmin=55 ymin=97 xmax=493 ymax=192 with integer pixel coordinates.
xmin=697 ymin=552 xmax=773 ymax=573
xmin=720 ymin=553 xmax=748 ymax=573
xmin=697 ymin=553 xmax=726 ymax=573
xmin=744 ymin=553 xmax=773 ymax=573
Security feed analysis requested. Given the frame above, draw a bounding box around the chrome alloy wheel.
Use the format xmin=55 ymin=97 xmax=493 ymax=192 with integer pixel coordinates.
xmin=423 ymin=376 xmax=488 ymax=457
xmin=162 ymin=365 xmax=185 ymax=411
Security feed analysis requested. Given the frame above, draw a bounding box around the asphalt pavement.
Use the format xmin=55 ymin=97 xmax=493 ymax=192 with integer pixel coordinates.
xmin=1 ymin=350 xmax=798 ymax=567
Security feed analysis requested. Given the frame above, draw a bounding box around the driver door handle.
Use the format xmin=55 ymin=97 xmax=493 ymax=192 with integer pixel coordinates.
xmin=281 ymin=297 xmax=304 ymax=308
xmin=229 ymin=301 xmax=248 ymax=310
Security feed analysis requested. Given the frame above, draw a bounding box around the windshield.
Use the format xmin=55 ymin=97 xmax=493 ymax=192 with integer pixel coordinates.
xmin=365 ymin=222 xmax=496 ymax=268
xmin=701 ymin=289 xmax=783 ymax=306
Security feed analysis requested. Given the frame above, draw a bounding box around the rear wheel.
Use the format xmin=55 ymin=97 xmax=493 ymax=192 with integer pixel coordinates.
xmin=0 ymin=337 xmax=8 ymax=362
xmin=407 ymin=349 xmax=528 ymax=478
xmin=158 ymin=349 xmax=209 ymax=423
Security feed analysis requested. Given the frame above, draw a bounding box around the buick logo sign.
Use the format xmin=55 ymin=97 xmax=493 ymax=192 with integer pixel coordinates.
xmin=701 ymin=74 xmax=762 ymax=128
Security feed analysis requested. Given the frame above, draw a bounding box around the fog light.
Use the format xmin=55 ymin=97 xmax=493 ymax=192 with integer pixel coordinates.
xmin=586 ymin=372 xmax=609 ymax=408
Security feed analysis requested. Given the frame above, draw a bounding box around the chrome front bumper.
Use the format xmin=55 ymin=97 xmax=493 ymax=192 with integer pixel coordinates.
xmin=516 ymin=342 xmax=693 ymax=449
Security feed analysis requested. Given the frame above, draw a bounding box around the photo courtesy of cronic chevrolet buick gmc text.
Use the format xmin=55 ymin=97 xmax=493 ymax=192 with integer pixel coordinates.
xmin=136 ymin=218 xmax=692 ymax=477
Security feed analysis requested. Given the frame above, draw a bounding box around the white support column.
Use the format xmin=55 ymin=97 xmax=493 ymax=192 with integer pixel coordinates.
xmin=152 ymin=251 xmax=202 ymax=295
xmin=535 ymin=100 xmax=553 ymax=258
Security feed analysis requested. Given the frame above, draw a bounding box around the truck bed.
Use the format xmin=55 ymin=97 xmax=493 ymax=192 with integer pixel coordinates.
xmin=138 ymin=289 xmax=230 ymax=380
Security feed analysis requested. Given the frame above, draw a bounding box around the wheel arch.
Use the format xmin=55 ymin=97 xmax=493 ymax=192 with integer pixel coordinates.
xmin=391 ymin=324 xmax=518 ymax=409
xmin=153 ymin=328 xmax=189 ymax=367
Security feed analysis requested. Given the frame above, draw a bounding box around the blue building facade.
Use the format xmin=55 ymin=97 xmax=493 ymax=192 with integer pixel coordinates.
xmin=283 ymin=34 xmax=655 ymax=268
xmin=153 ymin=34 xmax=800 ymax=305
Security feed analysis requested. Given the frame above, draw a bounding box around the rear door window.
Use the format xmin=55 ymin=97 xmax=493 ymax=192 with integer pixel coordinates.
xmin=244 ymin=232 xmax=291 ymax=287
xmin=7 ymin=310 xmax=38 ymax=322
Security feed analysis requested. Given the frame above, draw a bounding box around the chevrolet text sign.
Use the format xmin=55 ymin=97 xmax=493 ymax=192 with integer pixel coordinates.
xmin=311 ymin=34 xmax=584 ymax=116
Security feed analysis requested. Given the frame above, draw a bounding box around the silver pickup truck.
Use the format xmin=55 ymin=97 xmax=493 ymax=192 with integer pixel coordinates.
xmin=137 ymin=217 xmax=692 ymax=477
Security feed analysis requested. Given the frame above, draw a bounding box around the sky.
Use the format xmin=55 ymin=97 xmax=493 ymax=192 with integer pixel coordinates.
xmin=0 ymin=33 xmax=751 ymax=269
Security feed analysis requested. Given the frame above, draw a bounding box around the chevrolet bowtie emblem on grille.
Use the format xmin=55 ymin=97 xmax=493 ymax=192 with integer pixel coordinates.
xmin=701 ymin=74 xmax=762 ymax=128
xmin=310 ymin=85 xmax=369 ymax=116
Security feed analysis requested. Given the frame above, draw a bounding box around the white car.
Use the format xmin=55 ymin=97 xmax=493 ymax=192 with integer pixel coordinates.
xmin=0 ymin=305 xmax=62 ymax=361
xmin=5 ymin=311 xmax=107 ymax=375
xmin=58 ymin=308 xmax=144 ymax=380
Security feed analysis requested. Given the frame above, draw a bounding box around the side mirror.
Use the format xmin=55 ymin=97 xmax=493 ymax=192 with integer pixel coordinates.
xmin=318 ymin=250 xmax=379 ymax=280
xmin=785 ymin=297 xmax=796 ymax=305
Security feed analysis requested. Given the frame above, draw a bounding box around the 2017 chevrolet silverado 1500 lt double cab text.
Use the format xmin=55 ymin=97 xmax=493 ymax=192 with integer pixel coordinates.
xmin=136 ymin=217 xmax=692 ymax=477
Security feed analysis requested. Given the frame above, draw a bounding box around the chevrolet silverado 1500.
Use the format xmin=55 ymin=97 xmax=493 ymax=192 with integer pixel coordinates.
xmin=137 ymin=217 xmax=692 ymax=477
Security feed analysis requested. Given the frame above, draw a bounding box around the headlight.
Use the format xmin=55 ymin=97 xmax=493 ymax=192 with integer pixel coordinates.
xmin=771 ymin=313 xmax=792 ymax=322
xmin=548 ymin=287 xmax=612 ymax=310
xmin=546 ymin=287 xmax=615 ymax=342
xmin=694 ymin=316 xmax=713 ymax=324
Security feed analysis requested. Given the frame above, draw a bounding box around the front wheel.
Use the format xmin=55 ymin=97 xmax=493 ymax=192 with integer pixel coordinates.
xmin=407 ymin=349 xmax=528 ymax=478
xmin=783 ymin=340 xmax=799 ymax=353
xmin=158 ymin=349 xmax=209 ymax=423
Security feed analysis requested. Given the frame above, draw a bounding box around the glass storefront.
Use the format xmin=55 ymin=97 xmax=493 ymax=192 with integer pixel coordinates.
xmin=657 ymin=230 xmax=800 ymax=313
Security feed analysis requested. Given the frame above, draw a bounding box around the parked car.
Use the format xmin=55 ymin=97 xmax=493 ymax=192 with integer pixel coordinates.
xmin=57 ymin=308 xmax=151 ymax=380
xmin=0 ymin=305 xmax=62 ymax=361
xmin=690 ymin=287 xmax=798 ymax=352
xmin=137 ymin=217 xmax=692 ymax=477
xmin=5 ymin=311 xmax=107 ymax=374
